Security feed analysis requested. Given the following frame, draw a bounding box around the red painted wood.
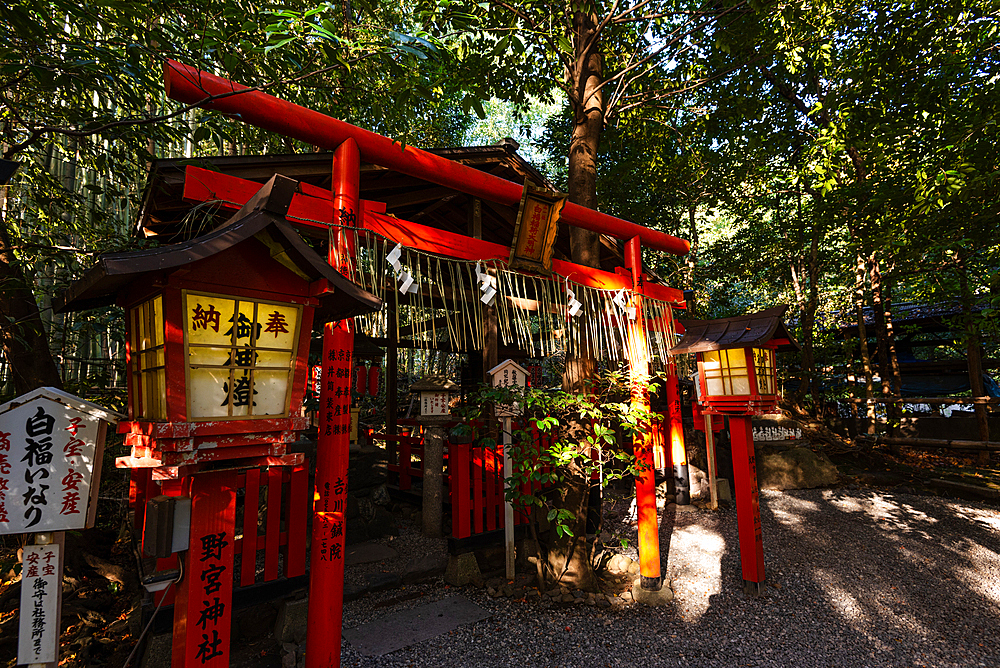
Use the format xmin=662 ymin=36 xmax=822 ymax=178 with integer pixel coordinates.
xmin=485 ymin=447 xmax=497 ymax=532
xmin=730 ymin=416 xmax=765 ymax=585
xmin=165 ymin=61 xmax=690 ymax=255
xmin=450 ymin=443 xmax=471 ymax=539
xmin=399 ymin=437 xmax=412 ymax=490
xmin=180 ymin=166 xmax=685 ymax=302
xmin=285 ymin=463 xmax=307 ymax=578
xmin=264 ymin=466 xmax=282 ymax=582
xmin=307 ymin=319 xmax=353 ymax=668
xmin=119 ymin=416 xmax=309 ymax=438
xmin=172 ymin=471 xmax=237 ymax=668
xmin=472 ymin=448 xmax=484 ymax=535
xmin=241 ymin=468 xmax=261 ymax=586
xmin=163 ymin=287 xmax=187 ymax=422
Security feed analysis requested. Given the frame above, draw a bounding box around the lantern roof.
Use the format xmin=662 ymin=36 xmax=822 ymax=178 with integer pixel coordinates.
xmin=670 ymin=306 xmax=800 ymax=354
xmin=55 ymin=175 xmax=381 ymax=320
xmin=409 ymin=376 xmax=459 ymax=392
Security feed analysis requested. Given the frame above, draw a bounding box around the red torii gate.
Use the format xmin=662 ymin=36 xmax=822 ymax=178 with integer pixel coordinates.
xmin=163 ymin=61 xmax=691 ymax=666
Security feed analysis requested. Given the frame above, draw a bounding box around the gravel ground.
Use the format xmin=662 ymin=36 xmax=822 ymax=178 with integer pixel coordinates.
xmin=339 ymin=487 xmax=1000 ymax=668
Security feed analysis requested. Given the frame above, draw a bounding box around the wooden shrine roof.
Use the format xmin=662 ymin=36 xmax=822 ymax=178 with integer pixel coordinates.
xmin=671 ymin=306 xmax=800 ymax=354
xmin=56 ymin=175 xmax=382 ymax=320
xmin=137 ymin=140 xmax=630 ymax=273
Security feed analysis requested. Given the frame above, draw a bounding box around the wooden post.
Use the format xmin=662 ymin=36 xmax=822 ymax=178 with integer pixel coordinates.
xmin=704 ymin=414 xmax=719 ymax=510
xmin=730 ymin=415 xmax=765 ymax=595
xmin=625 ymin=237 xmax=661 ymax=591
xmin=502 ymin=416 xmax=515 ymax=580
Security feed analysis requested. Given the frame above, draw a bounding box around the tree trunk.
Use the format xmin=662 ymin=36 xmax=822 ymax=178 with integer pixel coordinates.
xmin=553 ymin=8 xmax=604 ymax=590
xmin=855 ymin=250 xmax=875 ymax=434
xmin=684 ymin=203 xmax=698 ymax=291
xmin=869 ymin=254 xmax=898 ymax=446
xmin=0 ymin=205 xmax=63 ymax=394
xmin=959 ymin=264 xmax=991 ymax=465
xmin=792 ymin=219 xmax=820 ymax=407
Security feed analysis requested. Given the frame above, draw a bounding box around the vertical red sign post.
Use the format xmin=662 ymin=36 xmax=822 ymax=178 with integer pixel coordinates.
xmin=669 ymin=306 xmax=799 ymax=596
xmin=306 ymin=321 xmax=353 ymax=667
xmin=729 ymin=415 xmax=764 ymax=589
xmin=306 ymin=137 xmax=360 ymax=668
xmin=172 ymin=471 xmax=237 ymax=667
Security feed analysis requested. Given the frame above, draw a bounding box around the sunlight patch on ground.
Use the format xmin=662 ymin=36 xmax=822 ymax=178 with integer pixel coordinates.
xmin=823 ymin=491 xmax=939 ymax=534
xmin=669 ymin=523 xmax=725 ymax=622
xmin=954 ymin=547 xmax=1000 ymax=608
xmin=950 ymin=504 xmax=1000 ymax=531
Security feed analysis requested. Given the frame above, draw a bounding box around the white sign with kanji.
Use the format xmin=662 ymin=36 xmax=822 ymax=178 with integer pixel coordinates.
xmin=420 ymin=391 xmax=450 ymax=416
xmin=488 ymin=359 xmax=529 ymax=417
xmin=0 ymin=388 xmax=119 ymax=534
xmin=18 ymin=542 xmax=60 ymax=664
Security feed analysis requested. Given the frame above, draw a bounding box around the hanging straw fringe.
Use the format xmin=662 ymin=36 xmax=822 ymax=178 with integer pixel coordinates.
xmin=344 ymin=227 xmax=678 ymax=362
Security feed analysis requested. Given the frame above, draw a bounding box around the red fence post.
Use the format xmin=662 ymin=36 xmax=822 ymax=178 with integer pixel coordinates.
xmin=450 ymin=442 xmax=471 ymax=539
xmin=241 ymin=468 xmax=260 ymax=587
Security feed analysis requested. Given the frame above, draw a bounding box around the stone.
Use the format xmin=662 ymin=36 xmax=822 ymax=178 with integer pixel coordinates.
xmin=274 ymin=596 xmax=309 ymax=644
xmin=342 ymin=595 xmax=491 ymax=656
xmin=606 ymin=554 xmax=629 ymax=573
xmin=237 ymin=602 xmax=278 ymax=640
xmin=367 ymin=507 xmax=400 ymax=538
xmin=371 ymin=483 xmax=391 ymax=506
xmin=345 ymin=542 xmax=398 ymax=567
xmin=401 ymin=552 xmax=449 ymax=584
xmin=281 ymin=643 xmax=297 ymax=668
xmin=627 ymin=561 xmax=640 ymax=576
xmin=444 ymin=552 xmax=481 ymax=587
xmin=756 ymin=447 xmax=839 ymax=490
xmin=344 ymin=582 xmax=367 ymax=602
xmin=717 ymin=479 xmax=733 ymax=503
xmin=363 ymin=572 xmax=402 ymax=593
xmin=631 ymin=579 xmax=674 ymax=607
xmin=561 ymin=593 xmax=575 ymax=603
xmin=597 ymin=597 xmax=611 ymax=608
xmin=687 ymin=465 xmax=711 ymax=501
xmin=346 ymin=494 xmax=360 ymax=519
xmin=139 ymin=633 xmax=171 ymax=668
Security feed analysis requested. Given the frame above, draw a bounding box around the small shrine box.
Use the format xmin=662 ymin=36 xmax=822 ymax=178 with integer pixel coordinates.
xmin=409 ymin=376 xmax=458 ymax=417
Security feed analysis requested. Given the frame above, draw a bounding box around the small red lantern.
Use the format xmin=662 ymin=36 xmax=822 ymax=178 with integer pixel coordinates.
xmin=355 ymin=364 xmax=368 ymax=396
xmin=367 ymin=363 xmax=381 ymax=397
xmin=671 ymin=305 xmax=799 ymax=597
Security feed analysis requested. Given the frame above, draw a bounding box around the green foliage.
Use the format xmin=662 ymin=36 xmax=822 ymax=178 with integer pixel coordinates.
xmin=455 ymin=371 xmax=656 ymax=539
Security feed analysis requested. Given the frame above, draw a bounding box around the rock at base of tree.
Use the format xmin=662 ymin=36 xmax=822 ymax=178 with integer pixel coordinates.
xmin=444 ymin=552 xmax=481 ymax=586
xmin=756 ymin=447 xmax=839 ymax=490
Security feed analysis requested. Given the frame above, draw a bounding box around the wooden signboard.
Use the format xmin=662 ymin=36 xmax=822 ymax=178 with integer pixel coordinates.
xmin=0 ymin=388 xmax=120 ymax=534
xmin=508 ymin=185 xmax=565 ymax=274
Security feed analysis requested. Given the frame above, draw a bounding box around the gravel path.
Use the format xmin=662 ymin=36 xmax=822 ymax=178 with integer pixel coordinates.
xmin=339 ymin=488 xmax=1000 ymax=667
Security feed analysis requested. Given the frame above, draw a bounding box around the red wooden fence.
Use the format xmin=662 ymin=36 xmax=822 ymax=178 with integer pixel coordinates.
xmin=131 ymin=463 xmax=309 ymax=601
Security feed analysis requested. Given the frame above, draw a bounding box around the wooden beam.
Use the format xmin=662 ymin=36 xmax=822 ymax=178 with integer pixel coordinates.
xmin=182 ymin=166 xmax=684 ymax=301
